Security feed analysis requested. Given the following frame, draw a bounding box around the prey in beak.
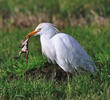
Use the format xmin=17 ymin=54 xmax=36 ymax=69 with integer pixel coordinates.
xmin=14 ymin=38 xmax=29 ymax=63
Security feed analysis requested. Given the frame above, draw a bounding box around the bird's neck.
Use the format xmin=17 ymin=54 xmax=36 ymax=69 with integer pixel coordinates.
xmin=40 ymin=32 xmax=54 ymax=52
xmin=40 ymin=34 xmax=51 ymax=47
xmin=40 ymin=34 xmax=54 ymax=40
xmin=40 ymin=34 xmax=52 ymax=57
xmin=40 ymin=28 xmax=59 ymax=40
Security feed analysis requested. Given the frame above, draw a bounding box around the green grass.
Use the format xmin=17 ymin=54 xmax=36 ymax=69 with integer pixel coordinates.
xmin=0 ymin=0 xmax=110 ymax=99
xmin=0 ymin=25 xmax=110 ymax=100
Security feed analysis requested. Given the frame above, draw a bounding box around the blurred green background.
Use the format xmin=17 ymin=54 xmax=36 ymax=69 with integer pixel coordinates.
xmin=0 ymin=0 xmax=110 ymax=100
xmin=0 ymin=0 xmax=110 ymax=30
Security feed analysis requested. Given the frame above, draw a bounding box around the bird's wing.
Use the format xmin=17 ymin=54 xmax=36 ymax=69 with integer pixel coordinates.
xmin=51 ymin=33 xmax=96 ymax=73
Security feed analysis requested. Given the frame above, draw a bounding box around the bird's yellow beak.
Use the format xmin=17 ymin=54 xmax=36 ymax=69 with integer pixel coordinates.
xmin=26 ymin=30 xmax=37 ymax=38
xmin=26 ymin=28 xmax=41 ymax=38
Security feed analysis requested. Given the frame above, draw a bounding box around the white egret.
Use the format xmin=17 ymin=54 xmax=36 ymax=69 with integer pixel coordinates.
xmin=26 ymin=23 xmax=96 ymax=75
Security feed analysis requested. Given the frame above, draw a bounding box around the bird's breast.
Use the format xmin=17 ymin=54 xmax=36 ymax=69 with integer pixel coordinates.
xmin=40 ymin=37 xmax=56 ymax=62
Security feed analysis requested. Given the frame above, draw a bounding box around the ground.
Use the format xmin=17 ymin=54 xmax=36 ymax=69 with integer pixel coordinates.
xmin=0 ymin=26 xmax=110 ymax=100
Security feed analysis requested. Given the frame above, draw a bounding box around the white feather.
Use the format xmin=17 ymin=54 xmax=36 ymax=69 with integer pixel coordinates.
xmin=34 ymin=23 xmax=96 ymax=74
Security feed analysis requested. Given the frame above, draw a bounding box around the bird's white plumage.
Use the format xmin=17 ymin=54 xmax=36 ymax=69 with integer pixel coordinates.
xmin=30 ymin=23 xmax=96 ymax=74
xmin=51 ymin=33 xmax=96 ymax=73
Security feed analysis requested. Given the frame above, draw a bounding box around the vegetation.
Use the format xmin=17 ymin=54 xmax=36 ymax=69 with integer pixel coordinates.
xmin=0 ymin=0 xmax=110 ymax=100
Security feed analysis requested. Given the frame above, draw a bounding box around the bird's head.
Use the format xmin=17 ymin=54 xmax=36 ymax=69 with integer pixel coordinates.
xmin=26 ymin=23 xmax=59 ymax=38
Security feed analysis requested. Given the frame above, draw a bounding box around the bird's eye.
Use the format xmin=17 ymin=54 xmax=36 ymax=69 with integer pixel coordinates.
xmin=38 ymin=28 xmax=41 ymax=32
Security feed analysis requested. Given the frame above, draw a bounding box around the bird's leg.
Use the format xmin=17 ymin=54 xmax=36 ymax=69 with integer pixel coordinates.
xmin=51 ymin=65 xmax=56 ymax=79
xmin=25 ymin=50 xmax=29 ymax=64
xmin=66 ymin=72 xmax=72 ymax=81
xmin=66 ymin=72 xmax=70 ymax=81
